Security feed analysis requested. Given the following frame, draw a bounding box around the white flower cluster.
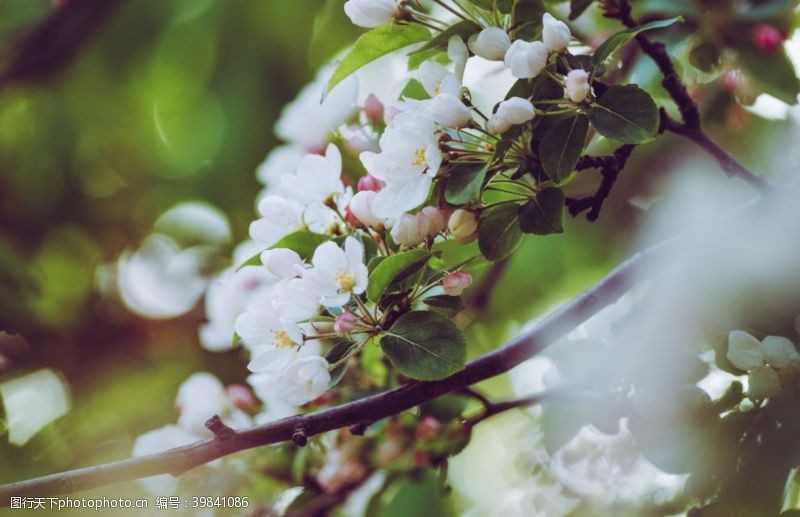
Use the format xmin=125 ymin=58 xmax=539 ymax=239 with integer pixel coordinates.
xmin=726 ymin=330 xmax=800 ymax=400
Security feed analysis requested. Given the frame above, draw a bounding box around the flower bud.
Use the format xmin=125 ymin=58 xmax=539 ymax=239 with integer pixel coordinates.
xmin=226 ymin=384 xmax=258 ymax=412
xmin=448 ymin=209 xmax=479 ymax=241
xmin=565 ymin=69 xmax=591 ymax=103
xmin=344 ymin=0 xmax=400 ymax=28
xmin=727 ymin=330 xmax=764 ymax=371
xmin=427 ymin=93 xmax=472 ymax=128
xmin=753 ymin=24 xmax=783 ymax=53
xmin=442 ymin=271 xmax=473 ymax=296
xmin=417 ymin=206 xmax=448 ymax=237
xmin=364 ymin=93 xmax=384 ymax=125
xmin=487 ymin=97 xmax=535 ymax=134
xmin=468 ymin=27 xmax=511 ymax=61
xmin=391 ymin=213 xmax=426 ymax=247
xmin=415 ymin=416 xmax=441 ymax=440
xmin=334 ymin=311 xmax=357 ymax=334
xmin=504 ymin=40 xmax=548 ymax=79
xmin=542 ymin=13 xmax=571 ymax=52
xmin=261 ymin=248 xmax=304 ymax=279
xmin=761 ymin=335 xmax=799 ymax=368
xmin=358 ymin=174 xmax=384 ymax=192
xmin=349 ymin=191 xmax=384 ymax=228
xmin=344 ymin=205 xmax=361 ymax=227
xmin=748 ymin=365 xmax=781 ymax=400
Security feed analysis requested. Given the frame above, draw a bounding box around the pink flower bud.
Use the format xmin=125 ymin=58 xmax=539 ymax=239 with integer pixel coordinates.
xmin=442 ymin=271 xmax=473 ymax=296
xmin=226 ymin=384 xmax=258 ymax=412
xmin=335 ymin=311 xmax=357 ymax=334
xmin=357 ymin=174 xmax=384 ymax=192
xmin=364 ymin=93 xmax=384 ymax=125
xmin=753 ymin=24 xmax=783 ymax=53
xmin=415 ymin=416 xmax=441 ymax=440
xmin=417 ymin=206 xmax=448 ymax=238
xmin=344 ymin=205 xmax=362 ymax=227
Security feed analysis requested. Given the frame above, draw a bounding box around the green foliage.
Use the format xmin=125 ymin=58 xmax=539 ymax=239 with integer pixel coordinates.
xmin=518 ymin=187 xmax=566 ymax=235
xmin=367 ymin=250 xmax=431 ymax=302
xmin=478 ymin=203 xmax=523 ymax=260
xmin=411 ymin=20 xmax=481 ymax=55
xmin=512 ymin=0 xmax=546 ymax=41
xmin=588 ymin=85 xmax=659 ymax=144
xmin=569 ymin=0 xmax=594 ymax=20
xmin=539 ymin=114 xmax=589 ymax=182
xmin=327 ymin=23 xmax=431 ymax=94
xmin=238 ymin=231 xmax=330 ymax=269
xmin=445 ymin=162 xmax=488 ymax=205
xmin=738 ymin=46 xmax=800 ymax=105
xmin=380 ymin=311 xmax=466 ymax=380
xmin=593 ymin=17 xmax=683 ymax=66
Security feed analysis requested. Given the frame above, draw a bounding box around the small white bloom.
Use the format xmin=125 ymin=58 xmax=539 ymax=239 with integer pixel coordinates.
xmin=236 ymin=305 xmax=305 ymax=367
xmin=448 ymin=35 xmax=469 ymax=83
xmin=270 ymin=277 xmax=320 ymax=324
xmin=418 ymin=61 xmax=461 ymax=98
xmin=748 ymin=365 xmax=781 ymax=400
xmin=726 ymin=330 xmax=764 ymax=371
xmin=261 ymin=248 xmax=304 ymax=279
xmin=761 ymin=335 xmax=800 ymax=368
xmin=488 ymin=97 xmax=536 ymax=134
xmin=565 ymin=69 xmax=591 ymax=103
xmin=469 ymin=27 xmax=511 ymax=61
xmin=504 ymin=40 xmax=548 ymax=79
xmin=249 ymin=196 xmax=304 ymax=248
xmin=304 ymin=237 xmax=369 ymax=307
xmin=281 ymin=144 xmax=345 ymax=205
xmin=391 ymin=213 xmax=426 ymax=247
xmin=344 ymin=0 xmax=400 ymax=28
xmin=256 ymin=145 xmax=305 ymax=192
xmin=274 ymin=356 xmax=331 ymax=405
xmin=448 ymin=209 xmax=479 ymax=241
xmin=427 ymin=93 xmax=472 ymax=128
xmin=542 ymin=13 xmax=571 ymax=53
xmin=176 ymin=373 xmax=234 ymax=435
xmin=349 ymin=190 xmax=385 ymax=228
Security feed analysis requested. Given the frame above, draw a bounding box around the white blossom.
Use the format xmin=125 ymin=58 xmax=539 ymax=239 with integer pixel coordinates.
xmin=418 ymin=61 xmax=461 ymax=98
xmin=281 ymin=144 xmax=345 ymax=205
xmin=270 ymin=277 xmax=320 ymax=323
xmin=303 ymin=237 xmax=369 ymax=307
xmin=236 ymin=305 xmax=305 ymax=369
xmin=427 ymin=93 xmax=472 ymax=128
xmin=175 ymin=373 xmax=251 ymax=435
xmin=344 ymin=0 xmax=400 ymax=28
xmin=542 ymin=13 xmax=571 ymax=53
xmin=504 ymin=40 xmax=548 ymax=79
xmin=416 ymin=206 xmax=448 ymax=237
xmin=272 ymin=356 xmax=331 ymax=405
xmin=132 ymin=425 xmax=198 ymax=494
xmin=448 ymin=35 xmax=469 ymax=83
xmin=726 ymin=330 xmax=764 ymax=371
xmin=761 ymin=335 xmax=800 ymax=368
xmin=448 ymin=209 xmax=479 ymax=241
xmin=748 ymin=365 xmax=781 ymax=400
xmin=349 ymin=190 xmax=385 ymax=228
xmin=488 ymin=96 xmax=536 ymax=134
xmin=469 ymin=27 xmax=511 ymax=61
xmin=261 ymin=248 xmax=305 ymax=279
xmin=256 ymin=144 xmax=305 ymax=192
xmin=565 ymin=69 xmax=591 ymax=103
xmin=249 ymin=196 xmax=304 ymax=248
xmin=391 ymin=213 xmax=426 ymax=247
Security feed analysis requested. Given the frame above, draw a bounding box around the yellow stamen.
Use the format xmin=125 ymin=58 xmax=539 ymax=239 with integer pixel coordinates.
xmin=412 ymin=148 xmax=427 ymax=167
xmin=274 ymin=330 xmax=294 ymax=349
xmin=336 ymin=270 xmax=356 ymax=292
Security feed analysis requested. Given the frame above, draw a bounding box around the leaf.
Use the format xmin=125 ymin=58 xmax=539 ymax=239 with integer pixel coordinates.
xmin=738 ymin=46 xmax=800 ymax=105
xmin=326 ymin=340 xmax=356 ymax=387
xmin=422 ymin=295 xmax=465 ymax=311
xmin=478 ymin=203 xmax=523 ymax=260
xmin=445 ymin=162 xmax=488 ymax=205
xmin=399 ymin=78 xmax=430 ymax=100
xmin=410 ymin=20 xmax=481 ymax=55
xmin=569 ymin=0 xmax=594 ymax=20
xmin=529 ymin=73 xmax=564 ymax=101
xmin=408 ymin=49 xmax=445 ymax=71
xmin=309 ymin=0 xmax=362 ymax=68
xmin=512 ymin=0 xmax=546 ymax=41
xmin=466 ymin=0 xmax=513 ymax=13
xmin=588 ymin=85 xmax=659 ymax=144
xmin=269 ymin=231 xmax=331 ymax=260
xmin=420 ymin=394 xmax=470 ymax=421
xmin=367 ymin=250 xmax=431 ymax=302
xmin=539 ymin=114 xmax=589 ymax=182
xmin=519 ymin=187 xmax=565 ymax=235
xmin=327 ymin=23 xmax=431 ymax=94
xmin=380 ymin=311 xmax=466 ymax=380
xmin=236 ymin=251 xmax=263 ymax=271
xmin=593 ymin=17 xmax=682 ymax=66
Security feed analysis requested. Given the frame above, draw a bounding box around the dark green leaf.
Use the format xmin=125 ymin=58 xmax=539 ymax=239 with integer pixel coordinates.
xmin=689 ymin=41 xmax=721 ymax=73
xmin=445 ymin=162 xmax=488 ymax=205
xmin=466 ymin=0 xmax=513 ymax=13
xmin=519 ymin=187 xmax=565 ymax=235
xmin=422 ymin=294 xmax=465 ymax=311
xmin=381 ymin=311 xmax=466 ymax=380
xmin=738 ymin=46 xmax=800 ymax=105
xmin=478 ymin=203 xmax=523 ymax=260
xmin=420 ymin=394 xmax=470 ymax=421
xmin=367 ymin=250 xmax=431 ymax=302
xmin=569 ymin=0 xmax=594 ymax=20
xmin=512 ymin=0 xmax=546 ymax=40
xmin=539 ymin=114 xmax=589 ymax=182
xmin=410 ymin=20 xmax=481 ymax=55
xmin=327 ymin=23 xmax=431 ymax=94
xmin=593 ymin=17 xmax=682 ymax=66
xmin=529 ymin=73 xmax=564 ymax=101
xmin=588 ymin=85 xmax=659 ymax=143
xmin=269 ymin=231 xmax=331 ymax=260
xmin=326 ymin=340 xmax=356 ymax=387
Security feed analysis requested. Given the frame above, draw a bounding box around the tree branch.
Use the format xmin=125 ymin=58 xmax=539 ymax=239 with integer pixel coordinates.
xmin=0 ymin=235 xmax=678 ymax=505
xmin=567 ymin=144 xmax=636 ymax=221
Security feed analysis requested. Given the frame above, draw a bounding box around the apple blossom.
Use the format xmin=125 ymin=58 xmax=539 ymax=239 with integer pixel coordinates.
xmin=335 ymin=311 xmax=357 ymax=334
xmin=256 ymin=144 xmax=305 ymax=192
xmin=357 ymin=174 xmax=384 ymax=192
xmin=760 ymin=335 xmax=799 ymax=368
xmin=442 ymin=271 xmax=473 ymax=296
xmin=542 ymin=13 xmax=571 ymax=53
xmin=427 ymin=93 xmax=472 ymax=128
xmin=488 ymin=96 xmax=536 ymax=134
xmin=565 ymin=69 xmax=591 ymax=103
xmin=176 ymin=373 xmax=251 ymax=435
xmin=504 ymin=40 xmax=548 ymax=79
xmin=303 ymin=237 xmax=369 ymax=307
xmin=249 ymin=196 xmax=304 ymax=248
xmin=343 ymin=0 xmax=400 ymax=28
xmin=226 ymin=384 xmax=258 ymax=412
xmin=391 ymin=213 xmax=425 ymax=247
xmin=447 ymin=35 xmax=468 ymax=82
xmin=469 ymin=27 xmax=511 ymax=61
xmin=349 ymin=190 xmax=385 ymax=228
xmin=272 ymin=356 xmax=332 ymax=406
xmin=364 ymin=93 xmax=384 ymax=125
xmin=448 ymin=209 xmax=479 ymax=241
xmin=261 ymin=248 xmax=304 ymax=279
xmin=417 ymin=206 xmax=448 ymax=237
xmin=236 ymin=305 xmax=305 ymax=367
xmin=726 ymin=330 xmax=764 ymax=371
xmin=270 ymin=277 xmax=320 ymax=323
xmin=281 ymin=144 xmax=345 ymax=205
xmin=418 ymin=61 xmax=461 ymax=98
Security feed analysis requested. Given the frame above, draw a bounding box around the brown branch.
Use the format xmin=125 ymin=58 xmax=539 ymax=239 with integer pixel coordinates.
xmin=568 ymin=144 xmax=636 ymax=221
xmin=0 ymin=236 xmax=678 ymax=505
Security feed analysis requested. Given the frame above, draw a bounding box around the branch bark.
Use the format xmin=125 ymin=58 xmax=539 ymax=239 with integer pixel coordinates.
xmin=0 ymin=236 xmax=677 ymax=505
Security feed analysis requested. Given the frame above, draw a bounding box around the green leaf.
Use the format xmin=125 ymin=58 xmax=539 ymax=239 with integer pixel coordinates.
xmin=466 ymin=0 xmax=513 ymax=13
xmin=268 ymin=231 xmax=331 ymax=260
xmin=408 ymin=49 xmax=445 ymax=71
xmin=422 ymin=294 xmax=465 ymax=311
xmin=325 ymin=340 xmax=356 ymax=387
xmin=588 ymin=85 xmax=659 ymax=144
xmin=399 ymin=78 xmax=430 ymax=100
xmin=410 ymin=20 xmax=481 ymax=55
xmin=367 ymin=250 xmax=431 ymax=302
xmin=327 ymin=23 xmax=431 ymax=94
xmin=512 ymin=0 xmax=546 ymax=41
xmin=478 ymin=203 xmax=523 ymax=260
xmin=738 ymin=46 xmax=800 ymax=105
xmin=420 ymin=394 xmax=470 ymax=421
xmin=569 ymin=0 xmax=594 ymax=19
xmin=235 ymin=251 xmax=263 ymax=271
xmin=592 ymin=17 xmax=682 ymax=66
xmin=539 ymin=114 xmax=589 ymax=182
xmin=309 ymin=0 xmax=362 ymax=68
xmin=445 ymin=162 xmax=488 ymax=205
xmin=380 ymin=311 xmax=466 ymax=380
xmin=519 ymin=187 xmax=565 ymax=235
